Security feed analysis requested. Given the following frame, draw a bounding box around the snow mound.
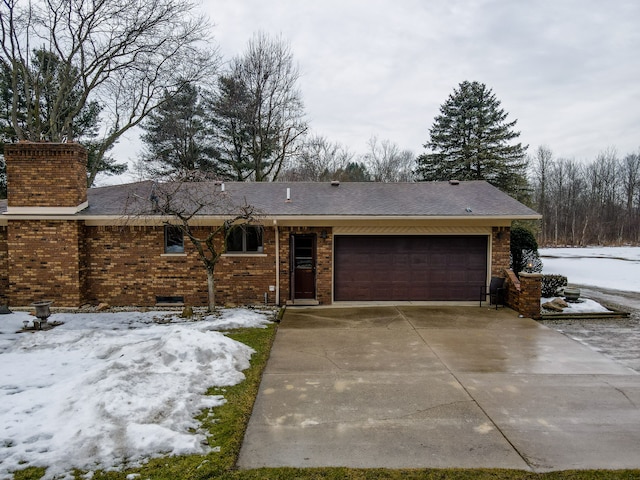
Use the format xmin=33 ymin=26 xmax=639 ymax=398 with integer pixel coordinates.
xmin=0 ymin=309 xmax=271 ymax=479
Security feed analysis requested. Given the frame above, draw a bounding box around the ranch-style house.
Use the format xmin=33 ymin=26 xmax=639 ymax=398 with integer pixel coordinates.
xmin=0 ymin=142 xmax=543 ymax=316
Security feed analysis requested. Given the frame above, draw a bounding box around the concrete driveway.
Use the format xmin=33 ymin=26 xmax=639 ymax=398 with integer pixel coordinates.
xmin=238 ymin=306 xmax=640 ymax=472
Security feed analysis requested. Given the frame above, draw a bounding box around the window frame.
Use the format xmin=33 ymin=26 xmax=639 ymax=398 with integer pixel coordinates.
xmin=225 ymin=225 xmax=264 ymax=254
xmin=164 ymin=225 xmax=185 ymax=254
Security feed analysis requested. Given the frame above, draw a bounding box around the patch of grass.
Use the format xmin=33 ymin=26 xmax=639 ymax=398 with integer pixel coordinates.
xmin=11 ymin=467 xmax=47 ymax=480
xmin=219 ymin=468 xmax=640 ymax=479
xmin=202 ymin=323 xmax=280 ymax=474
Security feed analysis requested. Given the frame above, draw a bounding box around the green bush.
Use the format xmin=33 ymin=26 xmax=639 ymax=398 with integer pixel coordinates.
xmin=542 ymin=274 xmax=568 ymax=297
xmin=510 ymin=226 xmax=541 ymax=275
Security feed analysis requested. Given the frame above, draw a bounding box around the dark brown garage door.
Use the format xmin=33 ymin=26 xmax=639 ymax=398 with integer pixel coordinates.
xmin=334 ymin=235 xmax=488 ymax=301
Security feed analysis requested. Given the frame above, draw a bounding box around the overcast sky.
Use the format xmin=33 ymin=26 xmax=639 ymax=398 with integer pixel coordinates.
xmin=204 ymin=0 xmax=639 ymax=162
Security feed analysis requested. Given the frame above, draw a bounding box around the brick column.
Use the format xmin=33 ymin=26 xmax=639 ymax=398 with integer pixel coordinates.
xmin=518 ymin=272 xmax=542 ymax=319
xmin=491 ymin=227 xmax=510 ymax=276
xmin=315 ymin=228 xmax=333 ymax=305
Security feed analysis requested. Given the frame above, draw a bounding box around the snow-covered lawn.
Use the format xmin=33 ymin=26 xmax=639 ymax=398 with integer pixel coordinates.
xmin=540 ymin=246 xmax=640 ymax=293
xmin=0 ymin=309 xmax=272 ymax=479
xmin=539 ymin=247 xmax=640 ymax=373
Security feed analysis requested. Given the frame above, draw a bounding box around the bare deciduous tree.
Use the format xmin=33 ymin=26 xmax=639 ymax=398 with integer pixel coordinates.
xmin=620 ymin=151 xmax=640 ymax=241
xmin=1 ymin=0 xmax=217 ymax=185
xmin=529 ymin=145 xmax=554 ymax=242
xmin=210 ymin=32 xmax=307 ymax=181
xmin=126 ymin=174 xmax=258 ymax=310
xmin=363 ymin=136 xmax=415 ymax=182
xmin=529 ymin=146 xmax=640 ymax=246
xmin=279 ymin=134 xmax=355 ymax=181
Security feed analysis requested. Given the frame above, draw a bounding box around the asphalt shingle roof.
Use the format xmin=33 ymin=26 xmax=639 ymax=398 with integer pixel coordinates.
xmin=75 ymin=180 xmax=539 ymax=219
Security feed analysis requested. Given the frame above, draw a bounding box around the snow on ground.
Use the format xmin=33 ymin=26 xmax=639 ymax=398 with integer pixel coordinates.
xmin=538 ymin=246 xmax=640 ymax=373
xmin=541 ymin=297 xmax=613 ymax=313
xmin=0 ymin=309 xmax=272 ymax=479
xmin=540 ymin=246 xmax=640 ymax=293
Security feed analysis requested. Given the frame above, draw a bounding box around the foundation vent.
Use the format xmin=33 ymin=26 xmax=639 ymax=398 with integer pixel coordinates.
xmin=155 ymin=295 xmax=184 ymax=305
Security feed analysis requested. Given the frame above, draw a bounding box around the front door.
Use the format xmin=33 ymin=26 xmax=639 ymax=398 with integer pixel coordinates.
xmin=291 ymin=234 xmax=316 ymax=300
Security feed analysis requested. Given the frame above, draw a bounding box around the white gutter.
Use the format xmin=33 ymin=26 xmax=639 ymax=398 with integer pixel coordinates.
xmin=274 ymin=220 xmax=280 ymax=306
xmin=70 ymin=213 xmax=542 ymax=224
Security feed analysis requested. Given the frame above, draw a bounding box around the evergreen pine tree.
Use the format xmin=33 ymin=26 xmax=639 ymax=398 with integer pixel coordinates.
xmin=139 ymin=83 xmax=219 ymax=178
xmin=416 ymin=81 xmax=529 ymax=199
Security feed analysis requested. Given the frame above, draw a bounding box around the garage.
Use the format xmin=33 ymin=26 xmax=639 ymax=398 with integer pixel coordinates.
xmin=334 ymin=235 xmax=488 ymax=301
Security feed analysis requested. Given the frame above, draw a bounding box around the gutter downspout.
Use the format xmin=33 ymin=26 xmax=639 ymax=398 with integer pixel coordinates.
xmin=274 ymin=220 xmax=280 ymax=305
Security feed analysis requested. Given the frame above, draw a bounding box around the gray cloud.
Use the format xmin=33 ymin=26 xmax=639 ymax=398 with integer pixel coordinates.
xmin=205 ymin=0 xmax=640 ymax=160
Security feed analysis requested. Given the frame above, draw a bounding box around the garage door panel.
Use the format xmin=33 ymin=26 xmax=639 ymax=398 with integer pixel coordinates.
xmin=334 ymin=235 xmax=487 ymax=301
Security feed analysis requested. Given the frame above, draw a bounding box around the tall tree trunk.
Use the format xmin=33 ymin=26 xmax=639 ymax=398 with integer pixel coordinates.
xmin=206 ymin=269 xmax=216 ymax=312
xmin=554 ymin=204 xmax=559 ymax=245
xmin=580 ymin=215 xmax=589 ymax=246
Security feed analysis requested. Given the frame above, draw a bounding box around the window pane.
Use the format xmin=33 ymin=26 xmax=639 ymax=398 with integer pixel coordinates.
xmin=165 ymin=226 xmax=184 ymax=253
xmin=245 ymin=226 xmax=263 ymax=252
xmin=226 ymin=227 xmax=244 ymax=252
xmin=226 ymin=225 xmax=263 ymax=252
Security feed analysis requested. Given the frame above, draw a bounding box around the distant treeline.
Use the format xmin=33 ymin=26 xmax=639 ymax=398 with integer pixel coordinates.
xmin=529 ymin=146 xmax=640 ymax=246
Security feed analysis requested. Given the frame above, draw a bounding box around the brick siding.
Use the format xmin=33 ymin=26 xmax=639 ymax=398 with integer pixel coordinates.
xmin=5 ymin=142 xmax=87 ymax=208
xmin=83 ymin=225 xmax=277 ymax=307
xmin=491 ymin=226 xmax=510 ymax=276
xmin=217 ymin=227 xmax=277 ymax=306
xmin=7 ymin=220 xmax=85 ymax=305
xmin=0 ymin=226 xmax=8 ymax=304
xmin=517 ymin=273 xmax=543 ymax=319
xmin=504 ymin=270 xmax=542 ymax=319
xmin=278 ymin=228 xmax=291 ymax=302
xmin=2 ymin=216 xmax=310 ymax=308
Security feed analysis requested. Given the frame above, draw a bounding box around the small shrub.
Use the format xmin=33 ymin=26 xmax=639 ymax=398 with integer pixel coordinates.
xmin=521 ymin=249 xmax=543 ymax=273
xmin=510 ymin=226 xmax=540 ymax=275
xmin=542 ymin=274 xmax=568 ymax=297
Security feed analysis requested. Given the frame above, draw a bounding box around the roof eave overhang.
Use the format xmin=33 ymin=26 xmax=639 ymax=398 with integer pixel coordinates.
xmin=0 ymin=213 xmax=541 ymax=227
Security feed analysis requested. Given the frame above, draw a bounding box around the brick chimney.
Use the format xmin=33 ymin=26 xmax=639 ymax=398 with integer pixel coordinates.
xmin=4 ymin=142 xmax=89 ymax=306
xmin=5 ymin=142 xmax=88 ymax=212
